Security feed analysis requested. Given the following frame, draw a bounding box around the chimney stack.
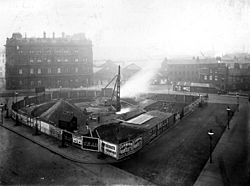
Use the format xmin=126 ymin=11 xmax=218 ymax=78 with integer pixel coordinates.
xmin=62 ymin=32 xmax=65 ymax=38
xmin=43 ymin=31 xmax=46 ymax=38
xmin=52 ymin=32 xmax=55 ymax=39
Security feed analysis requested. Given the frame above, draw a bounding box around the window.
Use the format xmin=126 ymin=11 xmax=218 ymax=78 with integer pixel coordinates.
xmin=75 ymin=67 xmax=78 ymax=73
xmin=57 ymin=59 xmax=61 ymax=62
xmin=38 ymin=80 xmax=42 ymax=86
xmin=209 ymin=75 xmax=213 ymax=80
xmin=19 ymin=80 xmax=22 ymax=85
xmin=30 ymin=59 xmax=34 ymax=63
xmin=57 ymin=68 xmax=61 ymax=73
xmin=48 ymin=68 xmax=52 ymax=74
xmin=47 ymin=59 xmax=51 ymax=63
xmin=65 ymin=59 xmax=68 ymax=62
xmin=75 ymin=58 xmax=79 ymax=62
xmin=18 ymin=69 xmax=22 ymax=74
xmin=215 ymin=76 xmax=218 ymax=81
xmin=37 ymin=59 xmax=42 ymax=62
xmin=204 ymin=75 xmax=207 ymax=80
xmin=38 ymin=68 xmax=41 ymax=74
xmin=30 ymin=68 xmax=34 ymax=74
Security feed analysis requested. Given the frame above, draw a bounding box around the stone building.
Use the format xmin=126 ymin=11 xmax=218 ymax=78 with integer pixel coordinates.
xmin=0 ymin=48 xmax=5 ymax=88
xmin=160 ymin=58 xmax=228 ymax=90
xmin=5 ymin=32 xmax=93 ymax=90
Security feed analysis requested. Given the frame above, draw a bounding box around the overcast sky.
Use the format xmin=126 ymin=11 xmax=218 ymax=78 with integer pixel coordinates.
xmin=1 ymin=0 xmax=250 ymax=60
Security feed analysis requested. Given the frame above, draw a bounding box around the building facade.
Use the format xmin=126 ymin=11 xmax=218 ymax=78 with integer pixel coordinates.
xmin=227 ymin=68 xmax=250 ymax=91
xmin=160 ymin=58 xmax=228 ymax=90
xmin=198 ymin=63 xmax=228 ymax=90
xmin=0 ymin=49 xmax=5 ymax=88
xmin=5 ymin=32 xmax=93 ymax=90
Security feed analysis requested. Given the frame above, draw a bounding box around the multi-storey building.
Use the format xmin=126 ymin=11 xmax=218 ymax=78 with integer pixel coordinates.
xmin=160 ymin=58 xmax=200 ymax=82
xmin=5 ymin=32 xmax=93 ymax=90
xmin=198 ymin=63 xmax=228 ymax=90
xmin=227 ymin=67 xmax=250 ymax=91
xmin=160 ymin=58 xmax=228 ymax=90
xmin=0 ymin=48 xmax=5 ymax=88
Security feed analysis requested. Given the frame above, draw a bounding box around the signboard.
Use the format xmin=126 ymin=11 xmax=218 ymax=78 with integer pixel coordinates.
xmin=133 ymin=137 xmax=142 ymax=149
xmin=101 ymin=140 xmax=117 ymax=158
xmin=49 ymin=125 xmax=62 ymax=139
xmin=41 ymin=121 xmax=50 ymax=135
xmin=82 ymin=136 xmax=99 ymax=151
xmin=118 ymin=137 xmax=142 ymax=159
xmin=73 ymin=135 xmax=82 ymax=147
xmin=35 ymin=87 xmax=45 ymax=93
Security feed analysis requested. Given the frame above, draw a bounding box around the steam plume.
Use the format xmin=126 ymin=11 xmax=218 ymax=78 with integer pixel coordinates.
xmin=121 ymin=59 xmax=162 ymax=98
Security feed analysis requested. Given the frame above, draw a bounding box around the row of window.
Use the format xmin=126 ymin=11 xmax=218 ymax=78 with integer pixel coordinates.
xmin=18 ymin=79 xmax=82 ymax=86
xmin=17 ymin=47 xmax=80 ymax=54
xmin=203 ymin=75 xmax=218 ymax=81
xmin=18 ymin=67 xmax=80 ymax=75
xmin=168 ymin=71 xmax=198 ymax=75
xmin=29 ymin=58 xmax=87 ymax=63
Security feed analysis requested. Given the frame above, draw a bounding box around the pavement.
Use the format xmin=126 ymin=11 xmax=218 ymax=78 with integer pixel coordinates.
xmin=0 ymin=115 xmax=153 ymax=185
xmin=194 ymin=100 xmax=250 ymax=186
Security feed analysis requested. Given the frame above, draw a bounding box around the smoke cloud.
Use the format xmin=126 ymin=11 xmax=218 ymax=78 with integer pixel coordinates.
xmin=121 ymin=59 xmax=162 ymax=98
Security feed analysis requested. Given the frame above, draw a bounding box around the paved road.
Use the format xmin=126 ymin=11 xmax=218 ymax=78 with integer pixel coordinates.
xmin=114 ymin=103 xmax=235 ymax=185
xmin=0 ymin=126 xmax=104 ymax=185
xmin=195 ymin=101 xmax=250 ymax=186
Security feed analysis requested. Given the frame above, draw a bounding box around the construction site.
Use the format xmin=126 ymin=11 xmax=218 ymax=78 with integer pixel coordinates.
xmin=11 ymin=66 xmax=202 ymax=161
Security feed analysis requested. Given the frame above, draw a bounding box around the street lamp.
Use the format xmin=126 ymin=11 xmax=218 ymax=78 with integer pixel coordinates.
xmin=14 ymin=92 xmax=19 ymax=126
xmin=0 ymin=103 xmax=4 ymax=125
xmin=15 ymin=92 xmax=18 ymax=105
xmin=208 ymin=129 xmax=214 ymax=163
xmin=236 ymin=94 xmax=239 ymax=112
xmin=226 ymin=106 xmax=231 ymax=129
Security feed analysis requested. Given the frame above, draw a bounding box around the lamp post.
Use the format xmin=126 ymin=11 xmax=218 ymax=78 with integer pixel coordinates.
xmin=14 ymin=92 xmax=19 ymax=126
xmin=0 ymin=103 xmax=4 ymax=125
xmin=208 ymin=129 xmax=214 ymax=163
xmin=15 ymin=92 xmax=18 ymax=105
xmin=226 ymin=106 xmax=231 ymax=129
xmin=236 ymin=94 xmax=239 ymax=112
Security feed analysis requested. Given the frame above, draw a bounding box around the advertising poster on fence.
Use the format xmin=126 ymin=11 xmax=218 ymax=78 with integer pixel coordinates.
xmin=72 ymin=135 xmax=82 ymax=147
xmin=82 ymin=136 xmax=99 ymax=151
xmin=41 ymin=121 xmax=50 ymax=135
xmin=118 ymin=137 xmax=142 ymax=159
xmin=49 ymin=125 xmax=62 ymax=139
xmin=100 ymin=140 xmax=117 ymax=158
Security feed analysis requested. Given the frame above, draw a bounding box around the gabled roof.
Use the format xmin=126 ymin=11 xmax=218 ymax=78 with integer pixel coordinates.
xmin=94 ymin=60 xmax=118 ymax=79
xmin=123 ymin=63 xmax=141 ymax=71
xmin=40 ymin=99 xmax=88 ymax=134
